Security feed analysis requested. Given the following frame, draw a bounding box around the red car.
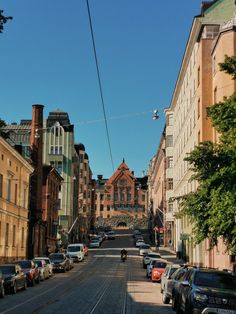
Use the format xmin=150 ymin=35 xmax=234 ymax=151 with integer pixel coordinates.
xmin=151 ymin=261 xmax=168 ymax=282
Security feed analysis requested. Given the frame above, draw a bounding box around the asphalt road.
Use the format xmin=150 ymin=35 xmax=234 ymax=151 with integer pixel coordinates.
xmin=0 ymin=230 xmax=174 ymax=314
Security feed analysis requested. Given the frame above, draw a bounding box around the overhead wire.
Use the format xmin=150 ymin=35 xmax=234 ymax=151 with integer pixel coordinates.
xmin=86 ymin=0 xmax=114 ymax=172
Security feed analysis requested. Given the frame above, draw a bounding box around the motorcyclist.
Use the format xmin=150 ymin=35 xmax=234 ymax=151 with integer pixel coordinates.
xmin=120 ymin=248 xmax=127 ymax=259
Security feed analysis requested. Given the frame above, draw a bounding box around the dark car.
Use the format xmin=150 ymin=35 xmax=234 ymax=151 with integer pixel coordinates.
xmin=0 ymin=270 xmax=5 ymax=298
xmin=0 ymin=264 xmax=27 ymax=294
xmin=49 ymin=253 xmax=70 ymax=272
xmin=16 ymin=260 xmax=40 ymax=286
xmin=174 ymin=267 xmax=236 ymax=314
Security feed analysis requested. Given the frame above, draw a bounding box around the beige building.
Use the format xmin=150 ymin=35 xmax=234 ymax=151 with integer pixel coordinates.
xmin=0 ymin=137 xmax=34 ymax=263
xmin=168 ymin=0 xmax=235 ymax=266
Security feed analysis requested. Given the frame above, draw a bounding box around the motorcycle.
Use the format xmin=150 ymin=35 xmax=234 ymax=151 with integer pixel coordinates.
xmin=121 ymin=253 xmax=127 ymax=262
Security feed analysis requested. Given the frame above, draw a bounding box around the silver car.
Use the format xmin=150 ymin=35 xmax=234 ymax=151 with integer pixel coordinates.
xmin=142 ymin=252 xmax=161 ymax=268
xmin=33 ymin=259 xmax=50 ymax=281
xmin=35 ymin=257 xmax=53 ymax=277
xmin=160 ymin=264 xmax=180 ymax=303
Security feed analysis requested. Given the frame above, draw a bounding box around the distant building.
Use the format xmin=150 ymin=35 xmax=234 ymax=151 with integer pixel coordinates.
xmin=95 ymin=160 xmax=148 ymax=221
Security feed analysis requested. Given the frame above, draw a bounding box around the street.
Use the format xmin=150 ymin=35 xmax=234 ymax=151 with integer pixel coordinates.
xmin=0 ymin=230 xmax=174 ymax=314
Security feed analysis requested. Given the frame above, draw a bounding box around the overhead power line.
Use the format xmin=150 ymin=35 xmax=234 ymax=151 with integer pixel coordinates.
xmin=86 ymin=0 xmax=115 ymax=172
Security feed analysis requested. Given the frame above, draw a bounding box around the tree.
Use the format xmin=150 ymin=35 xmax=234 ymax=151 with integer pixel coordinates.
xmin=179 ymin=56 xmax=236 ymax=254
xmin=0 ymin=9 xmax=12 ymax=33
xmin=0 ymin=118 xmax=6 ymax=136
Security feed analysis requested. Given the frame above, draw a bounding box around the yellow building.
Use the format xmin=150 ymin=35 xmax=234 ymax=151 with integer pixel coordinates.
xmin=0 ymin=137 xmax=34 ymax=263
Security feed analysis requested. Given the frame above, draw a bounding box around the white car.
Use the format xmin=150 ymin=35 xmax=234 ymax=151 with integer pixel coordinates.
xmin=160 ymin=264 xmax=180 ymax=303
xmin=67 ymin=243 xmax=85 ymax=262
xmin=136 ymin=239 xmax=145 ymax=247
xmin=139 ymin=244 xmax=152 ymax=256
xmin=89 ymin=239 xmax=100 ymax=248
xmin=142 ymin=252 xmax=161 ymax=268
xmin=33 ymin=259 xmax=50 ymax=281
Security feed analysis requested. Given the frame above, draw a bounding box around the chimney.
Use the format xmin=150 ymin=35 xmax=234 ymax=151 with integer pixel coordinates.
xmin=30 ymin=104 xmax=44 ymax=218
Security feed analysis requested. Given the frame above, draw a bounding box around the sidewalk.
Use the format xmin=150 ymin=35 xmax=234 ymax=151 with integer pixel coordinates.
xmin=151 ymin=246 xmax=184 ymax=265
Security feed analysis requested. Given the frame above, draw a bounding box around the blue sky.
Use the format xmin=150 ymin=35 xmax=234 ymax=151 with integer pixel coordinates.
xmin=0 ymin=0 xmax=201 ymax=178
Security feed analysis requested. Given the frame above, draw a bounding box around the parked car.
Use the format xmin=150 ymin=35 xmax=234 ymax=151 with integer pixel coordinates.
xmin=67 ymin=243 xmax=85 ymax=262
xmin=143 ymin=252 xmax=161 ymax=268
xmin=33 ymin=259 xmax=50 ymax=280
xmin=89 ymin=239 xmax=100 ymax=248
xmin=106 ymin=231 xmax=115 ymax=240
xmin=49 ymin=253 xmax=70 ymax=272
xmin=0 ymin=270 xmax=5 ymax=298
xmin=151 ymin=261 xmax=168 ymax=282
xmin=173 ymin=267 xmax=236 ymax=314
xmin=66 ymin=254 xmax=74 ymax=269
xmin=0 ymin=264 xmax=27 ymax=294
xmin=16 ymin=260 xmax=40 ymax=286
xmin=139 ymin=244 xmax=152 ymax=256
xmin=35 ymin=257 xmax=53 ymax=277
xmin=146 ymin=259 xmax=164 ymax=278
xmin=136 ymin=239 xmax=145 ymax=247
xmin=163 ymin=265 xmax=190 ymax=306
xmin=160 ymin=263 xmax=181 ymax=303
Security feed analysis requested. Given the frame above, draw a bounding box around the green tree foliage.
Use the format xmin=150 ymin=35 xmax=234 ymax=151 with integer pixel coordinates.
xmin=0 ymin=9 xmax=12 ymax=33
xmin=179 ymin=56 xmax=236 ymax=254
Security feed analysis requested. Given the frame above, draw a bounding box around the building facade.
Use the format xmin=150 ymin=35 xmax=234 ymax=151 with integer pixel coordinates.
xmin=166 ymin=0 xmax=236 ymax=267
xmin=43 ymin=110 xmax=75 ymax=243
xmin=0 ymin=137 xmax=33 ymax=263
xmin=95 ymin=160 xmax=148 ymax=228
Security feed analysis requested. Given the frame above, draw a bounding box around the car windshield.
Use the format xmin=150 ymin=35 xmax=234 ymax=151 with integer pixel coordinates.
xmin=147 ymin=254 xmax=160 ymax=259
xmin=153 ymin=262 xmax=167 ymax=268
xmin=140 ymin=245 xmax=150 ymax=249
xmin=195 ymin=271 xmax=236 ymax=289
xmin=0 ymin=266 xmax=15 ymax=274
xmin=18 ymin=261 xmax=31 ymax=268
xmin=34 ymin=261 xmax=42 ymax=267
xmin=49 ymin=254 xmax=64 ymax=261
xmin=67 ymin=246 xmax=81 ymax=252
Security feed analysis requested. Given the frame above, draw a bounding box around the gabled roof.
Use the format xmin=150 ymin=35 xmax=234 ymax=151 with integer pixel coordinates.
xmin=106 ymin=160 xmax=135 ymax=185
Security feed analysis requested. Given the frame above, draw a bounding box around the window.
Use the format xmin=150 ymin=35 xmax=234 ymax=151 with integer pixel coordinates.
xmin=1 ymin=154 xmax=3 ymax=161
xmin=21 ymin=227 xmax=24 ymax=248
xmin=0 ymin=174 xmax=3 ymax=198
xmin=167 ymin=114 xmax=174 ymax=126
xmin=23 ymin=188 xmax=27 ymax=208
xmin=55 ymin=147 xmax=58 ymax=155
xmin=197 ymin=66 xmax=200 ymax=86
xmin=166 ymin=135 xmax=173 ymax=147
xmin=121 ymin=194 xmax=125 ymax=201
xmin=167 ymin=156 xmax=173 ymax=168
xmin=107 ymin=194 xmax=110 ymax=201
xmin=7 ymin=178 xmax=11 ymax=202
xmin=168 ymin=201 xmax=173 ymax=212
xmin=214 ymin=87 xmax=217 ymax=104
xmin=114 ymin=193 xmax=118 ymax=201
xmin=100 ymin=194 xmax=104 ymax=200
xmin=198 ymin=98 xmax=200 ymax=119
xmin=50 ymin=161 xmax=55 ymax=168
xmin=100 ymin=204 xmax=104 ymax=211
xmin=5 ymin=223 xmax=9 ymax=246
xmin=167 ymin=178 xmax=173 ymax=190
xmin=107 ymin=205 xmax=110 ymax=211
xmin=13 ymin=225 xmax=16 ymax=247
xmin=127 ymin=194 xmax=131 ymax=201
xmin=14 ymin=184 xmax=17 ymax=205
xmin=198 ymin=131 xmax=201 ymax=144
xmin=50 ymin=146 xmax=54 ymax=154
xmin=59 ymin=146 xmax=63 ymax=155
xmin=57 ymin=161 xmax=62 ymax=175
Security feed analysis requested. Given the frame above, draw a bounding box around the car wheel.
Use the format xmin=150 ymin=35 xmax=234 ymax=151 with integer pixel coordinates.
xmin=12 ymin=282 xmax=17 ymax=294
xmin=162 ymin=292 xmax=170 ymax=304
